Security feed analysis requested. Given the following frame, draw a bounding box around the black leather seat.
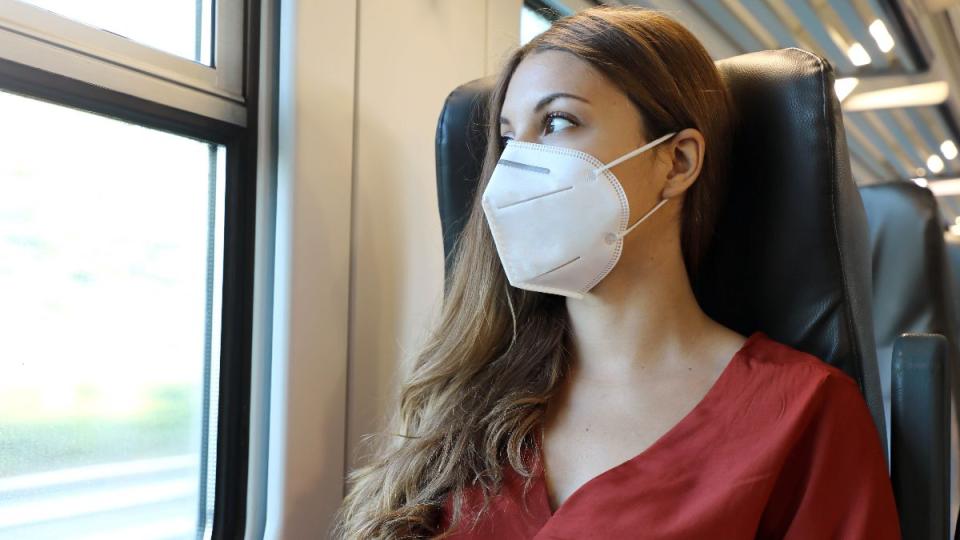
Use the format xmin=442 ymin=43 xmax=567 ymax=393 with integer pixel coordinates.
xmin=860 ymin=182 xmax=956 ymax=539
xmin=945 ymin=231 xmax=960 ymax=539
xmin=861 ymin=183 xmax=959 ymax=425
xmin=435 ymin=47 xmax=887 ymax=451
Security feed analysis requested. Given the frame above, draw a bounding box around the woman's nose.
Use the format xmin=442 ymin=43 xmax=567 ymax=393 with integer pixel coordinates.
xmin=512 ymin=129 xmax=541 ymax=145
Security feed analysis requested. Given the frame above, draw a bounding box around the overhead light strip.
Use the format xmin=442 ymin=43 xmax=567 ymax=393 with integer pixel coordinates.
xmin=843 ymin=81 xmax=949 ymax=111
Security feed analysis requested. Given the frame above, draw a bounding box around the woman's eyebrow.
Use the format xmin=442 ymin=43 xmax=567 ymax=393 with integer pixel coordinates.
xmin=500 ymin=92 xmax=591 ymax=125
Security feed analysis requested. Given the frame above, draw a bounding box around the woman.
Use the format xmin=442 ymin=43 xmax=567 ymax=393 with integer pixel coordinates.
xmin=336 ymin=6 xmax=899 ymax=539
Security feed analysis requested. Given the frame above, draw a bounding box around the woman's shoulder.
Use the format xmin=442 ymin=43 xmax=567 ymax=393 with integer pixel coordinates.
xmin=722 ymin=332 xmax=885 ymax=473
xmin=734 ymin=331 xmax=868 ymax=413
xmin=740 ymin=331 xmax=859 ymax=384
xmin=736 ymin=336 xmax=899 ymax=538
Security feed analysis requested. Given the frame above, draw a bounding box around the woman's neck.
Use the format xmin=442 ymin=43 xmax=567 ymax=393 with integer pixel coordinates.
xmin=564 ymin=234 xmax=712 ymax=382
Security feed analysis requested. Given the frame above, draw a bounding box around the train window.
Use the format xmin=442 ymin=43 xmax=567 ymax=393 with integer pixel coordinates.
xmin=521 ymin=4 xmax=552 ymax=45
xmin=16 ymin=0 xmax=214 ymax=64
xmin=0 ymin=0 xmax=259 ymax=538
xmin=0 ymin=88 xmax=225 ymax=538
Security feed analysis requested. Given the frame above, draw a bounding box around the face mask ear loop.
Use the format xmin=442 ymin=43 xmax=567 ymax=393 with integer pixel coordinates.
xmin=594 ymin=131 xmax=677 ymax=177
xmin=617 ymin=198 xmax=670 ymax=240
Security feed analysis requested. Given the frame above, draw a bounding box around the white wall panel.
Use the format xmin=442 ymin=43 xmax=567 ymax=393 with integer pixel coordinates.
xmin=347 ymin=0 xmax=521 ymax=472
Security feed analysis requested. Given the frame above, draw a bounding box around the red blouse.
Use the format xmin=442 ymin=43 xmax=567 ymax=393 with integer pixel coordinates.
xmin=439 ymin=332 xmax=900 ymax=539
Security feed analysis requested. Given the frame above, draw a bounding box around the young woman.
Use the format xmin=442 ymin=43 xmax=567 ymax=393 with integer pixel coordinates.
xmin=336 ymin=6 xmax=899 ymax=539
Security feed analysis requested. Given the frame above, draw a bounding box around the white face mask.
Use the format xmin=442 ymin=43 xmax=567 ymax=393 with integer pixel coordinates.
xmin=481 ymin=132 xmax=675 ymax=299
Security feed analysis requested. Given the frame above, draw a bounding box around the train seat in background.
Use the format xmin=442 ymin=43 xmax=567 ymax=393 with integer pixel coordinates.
xmin=946 ymin=234 xmax=960 ymax=319
xmin=860 ymin=182 xmax=957 ymax=539
xmin=945 ymin=232 xmax=960 ymax=539
xmin=434 ymin=48 xmax=941 ymax=537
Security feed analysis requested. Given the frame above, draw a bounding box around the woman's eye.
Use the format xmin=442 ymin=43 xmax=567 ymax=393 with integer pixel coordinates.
xmin=544 ymin=113 xmax=575 ymax=135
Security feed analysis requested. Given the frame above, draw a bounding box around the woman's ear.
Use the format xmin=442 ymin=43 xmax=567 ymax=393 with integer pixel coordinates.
xmin=660 ymin=128 xmax=705 ymax=199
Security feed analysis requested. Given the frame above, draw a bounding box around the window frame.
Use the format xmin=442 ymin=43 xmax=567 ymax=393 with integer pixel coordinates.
xmin=0 ymin=1 xmax=261 ymax=538
xmin=0 ymin=0 xmax=247 ymax=124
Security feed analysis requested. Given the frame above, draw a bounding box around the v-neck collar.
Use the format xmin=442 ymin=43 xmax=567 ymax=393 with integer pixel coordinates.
xmin=532 ymin=331 xmax=764 ymax=519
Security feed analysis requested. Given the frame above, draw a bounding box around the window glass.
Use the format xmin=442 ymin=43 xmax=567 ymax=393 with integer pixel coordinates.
xmin=17 ymin=0 xmax=214 ymax=64
xmin=521 ymin=4 xmax=552 ymax=45
xmin=0 ymin=89 xmax=223 ymax=539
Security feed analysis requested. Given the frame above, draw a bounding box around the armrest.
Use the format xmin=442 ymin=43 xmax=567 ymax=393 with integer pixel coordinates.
xmin=891 ymin=333 xmax=950 ymax=540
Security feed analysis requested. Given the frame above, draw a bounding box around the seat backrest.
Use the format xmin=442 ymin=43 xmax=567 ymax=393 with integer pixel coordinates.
xmin=860 ymin=182 xmax=960 ymax=433
xmin=941 ymin=232 xmax=960 ymax=539
xmin=860 ymin=181 xmax=960 ymax=536
xmin=434 ymin=48 xmax=886 ymax=451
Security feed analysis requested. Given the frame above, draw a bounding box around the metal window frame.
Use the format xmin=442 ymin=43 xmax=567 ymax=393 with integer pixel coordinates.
xmin=0 ymin=0 xmax=247 ymax=124
xmin=0 ymin=0 xmax=260 ymax=538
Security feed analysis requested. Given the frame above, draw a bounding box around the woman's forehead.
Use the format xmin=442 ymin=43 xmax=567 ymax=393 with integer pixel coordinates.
xmin=503 ymin=50 xmax=616 ymax=113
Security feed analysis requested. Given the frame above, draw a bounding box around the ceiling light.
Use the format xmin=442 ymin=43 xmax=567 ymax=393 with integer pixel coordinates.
xmin=868 ymin=20 xmax=895 ymax=53
xmin=843 ymin=81 xmax=950 ymax=111
xmin=928 ymin=178 xmax=960 ymax=196
xmin=942 ymin=140 xmax=958 ymax=160
xmin=912 ymin=177 xmax=929 ymax=188
xmin=834 ymin=78 xmax=859 ymax=102
xmin=848 ymin=42 xmax=872 ymax=66
xmin=928 ymin=155 xmax=946 ymax=174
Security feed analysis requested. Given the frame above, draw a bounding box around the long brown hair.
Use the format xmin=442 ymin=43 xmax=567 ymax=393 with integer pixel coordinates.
xmin=334 ymin=6 xmax=733 ymax=538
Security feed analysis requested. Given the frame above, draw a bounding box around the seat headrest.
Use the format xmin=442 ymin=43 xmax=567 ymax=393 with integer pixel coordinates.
xmin=945 ymin=234 xmax=960 ymax=324
xmin=434 ymin=48 xmax=886 ymax=447
xmin=861 ymin=183 xmax=957 ymax=353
